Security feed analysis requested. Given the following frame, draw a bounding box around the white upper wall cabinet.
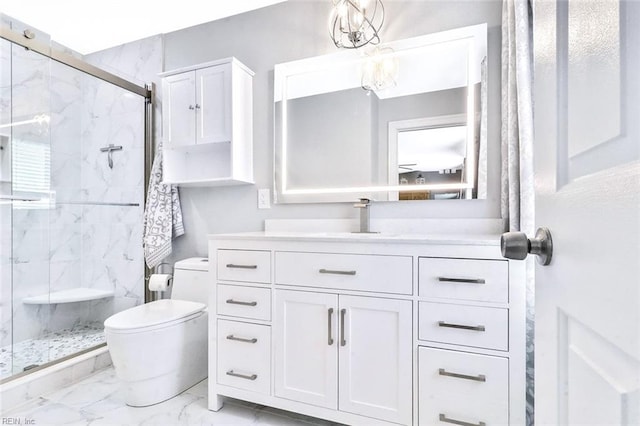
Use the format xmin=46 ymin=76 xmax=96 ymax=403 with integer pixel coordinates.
xmin=160 ymin=58 xmax=254 ymax=186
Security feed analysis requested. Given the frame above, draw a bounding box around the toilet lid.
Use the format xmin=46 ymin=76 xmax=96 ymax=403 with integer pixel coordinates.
xmin=104 ymin=299 xmax=206 ymax=331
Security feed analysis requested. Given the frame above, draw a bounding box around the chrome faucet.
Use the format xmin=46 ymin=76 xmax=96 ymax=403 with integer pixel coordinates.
xmin=353 ymin=198 xmax=376 ymax=233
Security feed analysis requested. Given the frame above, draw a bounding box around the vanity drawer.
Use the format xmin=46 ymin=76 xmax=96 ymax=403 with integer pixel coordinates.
xmin=419 ymin=257 xmax=508 ymax=303
xmin=217 ymin=284 xmax=271 ymax=321
xmin=217 ymin=250 xmax=271 ymax=284
xmin=419 ymin=347 xmax=508 ymax=426
xmin=275 ymin=251 xmax=412 ymax=295
xmin=217 ymin=319 xmax=271 ymax=395
xmin=418 ymin=302 xmax=508 ymax=351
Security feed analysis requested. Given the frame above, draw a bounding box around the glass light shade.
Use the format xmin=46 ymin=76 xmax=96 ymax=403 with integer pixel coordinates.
xmin=329 ymin=0 xmax=385 ymax=49
xmin=361 ymin=46 xmax=398 ymax=91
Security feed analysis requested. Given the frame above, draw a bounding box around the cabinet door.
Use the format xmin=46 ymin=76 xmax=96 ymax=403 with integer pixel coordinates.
xmin=338 ymin=296 xmax=413 ymax=425
xmin=274 ymin=290 xmax=338 ymax=409
xmin=196 ymin=64 xmax=231 ymax=144
xmin=162 ymin=72 xmax=195 ymax=147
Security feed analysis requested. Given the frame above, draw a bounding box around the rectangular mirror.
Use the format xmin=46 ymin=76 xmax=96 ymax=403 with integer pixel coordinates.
xmin=274 ymin=24 xmax=487 ymax=203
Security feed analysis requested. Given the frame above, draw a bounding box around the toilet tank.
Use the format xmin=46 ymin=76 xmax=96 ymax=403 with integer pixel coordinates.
xmin=171 ymin=257 xmax=209 ymax=305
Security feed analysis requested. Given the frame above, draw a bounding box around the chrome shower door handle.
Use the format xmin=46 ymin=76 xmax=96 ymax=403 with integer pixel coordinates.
xmin=501 ymin=227 xmax=553 ymax=265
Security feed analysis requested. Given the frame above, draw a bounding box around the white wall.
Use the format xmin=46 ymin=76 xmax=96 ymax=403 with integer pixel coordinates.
xmin=159 ymin=0 xmax=503 ymax=261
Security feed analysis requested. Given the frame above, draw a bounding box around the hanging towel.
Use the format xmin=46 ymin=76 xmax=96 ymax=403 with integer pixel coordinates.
xmin=143 ymin=142 xmax=184 ymax=269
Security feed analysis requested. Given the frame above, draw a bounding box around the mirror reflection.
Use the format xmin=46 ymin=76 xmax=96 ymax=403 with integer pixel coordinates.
xmin=274 ymin=24 xmax=487 ymax=203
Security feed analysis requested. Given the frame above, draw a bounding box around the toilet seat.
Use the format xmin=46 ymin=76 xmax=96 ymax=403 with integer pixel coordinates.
xmin=104 ymin=299 xmax=206 ymax=334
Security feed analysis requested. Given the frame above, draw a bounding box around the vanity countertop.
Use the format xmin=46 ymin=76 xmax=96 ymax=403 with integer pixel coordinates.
xmin=207 ymin=231 xmax=501 ymax=246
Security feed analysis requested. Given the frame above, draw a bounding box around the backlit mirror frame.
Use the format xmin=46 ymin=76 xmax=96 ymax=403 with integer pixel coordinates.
xmin=274 ymin=24 xmax=487 ymax=203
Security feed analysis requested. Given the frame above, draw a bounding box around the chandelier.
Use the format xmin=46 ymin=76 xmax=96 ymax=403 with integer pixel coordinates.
xmin=329 ymin=0 xmax=385 ymax=49
xmin=361 ymin=47 xmax=398 ymax=92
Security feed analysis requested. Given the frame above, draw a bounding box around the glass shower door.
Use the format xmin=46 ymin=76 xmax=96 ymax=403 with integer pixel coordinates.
xmin=1 ymin=35 xmax=54 ymax=377
xmin=0 ymin=26 xmax=146 ymax=381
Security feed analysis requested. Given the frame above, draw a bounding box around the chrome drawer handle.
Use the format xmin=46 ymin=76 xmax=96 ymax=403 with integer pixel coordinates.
xmin=226 ymin=335 xmax=258 ymax=344
xmin=437 ymin=277 xmax=486 ymax=284
xmin=437 ymin=321 xmax=486 ymax=332
xmin=439 ymin=414 xmax=485 ymax=426
xmin=319 ymin=268 xmax=356 ymax=276
xmin=438 ymin=368 xmax=486 ymax=382
xmin=226 ymin=264 xmax=257 ymax=269
xmin=226 ymin=299 xmax=257 ymax=306
xmin=226 ymin=370 xmax=257 ymax=381
xmin=328 ymin=308 xmax=334 ymax=346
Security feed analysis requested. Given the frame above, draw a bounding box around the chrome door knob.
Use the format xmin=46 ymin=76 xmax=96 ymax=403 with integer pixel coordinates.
xmin=500 ymin=227 xmax=553 ymax=265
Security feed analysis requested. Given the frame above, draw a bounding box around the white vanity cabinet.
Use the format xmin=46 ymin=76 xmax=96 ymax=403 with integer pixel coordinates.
xmin=275 ymin=290 xmax=412 ymax=424
xmin=160 ymin=57 xmax=254 ymax=186
xmin=208 ymin=233 xmax=526 ymax=426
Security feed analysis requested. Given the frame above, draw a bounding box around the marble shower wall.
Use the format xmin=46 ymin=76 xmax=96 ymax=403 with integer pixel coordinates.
xmin=0 ymin=18 xmax=148 ymax=351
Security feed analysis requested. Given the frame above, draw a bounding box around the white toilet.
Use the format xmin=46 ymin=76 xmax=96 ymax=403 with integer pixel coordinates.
xmin=104 ymin=257 xmax=209 ymax=407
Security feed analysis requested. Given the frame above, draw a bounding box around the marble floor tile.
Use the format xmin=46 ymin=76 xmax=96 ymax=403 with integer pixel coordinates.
xmin=4 ymin=367 xmax=343 ymax=426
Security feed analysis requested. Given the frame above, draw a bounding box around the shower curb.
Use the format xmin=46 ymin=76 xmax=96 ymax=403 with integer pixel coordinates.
xmin=0 ymin=346 xmax=111 ymax=413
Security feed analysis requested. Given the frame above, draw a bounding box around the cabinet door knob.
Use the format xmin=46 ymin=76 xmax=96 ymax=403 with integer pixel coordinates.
xmin=195 ymin=103 xmax=201 ymax=109
xmin=188 ymin=105 xmax=195 ymax=110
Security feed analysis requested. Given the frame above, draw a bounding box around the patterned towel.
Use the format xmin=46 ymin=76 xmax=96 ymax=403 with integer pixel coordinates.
xmin=143 ymin=142 xmax=184 ymax=269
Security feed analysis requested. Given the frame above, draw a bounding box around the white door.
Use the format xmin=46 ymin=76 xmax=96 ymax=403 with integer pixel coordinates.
xmin=533 ymin=1 xmax=640 ymax=424
xmin=162 ymin=72 xmax=195 ymax=147
xmin=196 ymin=64 xmax=231 ymax=144
xmin=338 ymin=295 xmax=412 ymax=425
xmin=274 ymin=289 xmax=338 ymax=409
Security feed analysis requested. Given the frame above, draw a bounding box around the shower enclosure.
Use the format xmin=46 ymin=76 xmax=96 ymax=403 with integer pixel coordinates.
xmin=0 ymin=17 xmax=151 ymax=381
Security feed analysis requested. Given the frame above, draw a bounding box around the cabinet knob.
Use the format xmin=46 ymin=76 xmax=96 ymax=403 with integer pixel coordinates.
xmin=195 ymin=104 xmax=201 ymax=109
xmin=188 ymin=105 xmax=195 ymax=110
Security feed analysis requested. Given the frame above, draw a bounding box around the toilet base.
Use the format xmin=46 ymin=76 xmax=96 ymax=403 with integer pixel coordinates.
xmin=105 ymin=309 xmax=209 ymax=407
xmin=122 ymin=368 xmax=207 ymax=407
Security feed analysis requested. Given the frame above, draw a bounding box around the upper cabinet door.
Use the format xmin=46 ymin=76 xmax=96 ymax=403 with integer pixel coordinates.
xmin=162 ymin=72 xmax=196 ymax=147
xmin=196 ymin=64 xmax=232 ymax=144
xmin=338 ymin=295 xmax=413 ymax=425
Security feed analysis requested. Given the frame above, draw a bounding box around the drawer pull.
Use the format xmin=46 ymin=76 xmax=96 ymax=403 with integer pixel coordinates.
xmin=328 ymin=308 xmax=334 ymax=345
xmin=226 ymin=299 xmax=258 ymax=307
xmin=340 ymin=308 xmax=347 ymax=346
xmin=437 ymin=321 xmax=486 ymax=332
xmin=439 ymin=414 xmax=485 ymax=426
xmin=226 ymin=263 xmax=258 ymax=269
xmin=438 ymin=368 xmax=486 ymax=382
xmin=226 ymin=335 xmax=258 ymax=344
xmin=226 ymin=370 xmax=257 ymax=381
xmin=437 ymin=277 xmax=486 ymax=284
xmin=319 ymin=268 xmax=356 ymax=276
